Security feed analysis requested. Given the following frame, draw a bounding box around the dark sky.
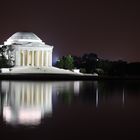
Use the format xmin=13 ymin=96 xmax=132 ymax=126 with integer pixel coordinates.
xmin=0 ymin=0 xmax=140 ymax=62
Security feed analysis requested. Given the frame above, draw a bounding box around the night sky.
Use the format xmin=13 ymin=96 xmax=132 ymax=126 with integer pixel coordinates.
xmin=0 ymin=0 xmax=140 ymax=62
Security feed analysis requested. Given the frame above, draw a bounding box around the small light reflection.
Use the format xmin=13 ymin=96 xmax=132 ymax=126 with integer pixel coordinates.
xmin=95 ymin=81 xmax=99 ymax=108
xmin=74 ymin=81 xmax=80 ymax=95
xmin=122 ymin=87 xmax=125 ymax=106
xmin=96 ymin=88 xmax=99 ymax=108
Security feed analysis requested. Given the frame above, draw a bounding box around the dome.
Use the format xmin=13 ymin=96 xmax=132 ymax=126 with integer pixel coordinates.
xmin=5 ymin=32 xmax=44 ymax=45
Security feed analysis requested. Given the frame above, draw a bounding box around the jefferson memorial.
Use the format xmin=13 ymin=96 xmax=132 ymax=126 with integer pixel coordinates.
xmin=4 ymin=32 xmax=53 ymax=67
xmin=1 ymin=32 xmax=80 ymax=74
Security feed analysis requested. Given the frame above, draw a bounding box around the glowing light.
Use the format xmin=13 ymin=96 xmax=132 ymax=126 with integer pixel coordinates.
xmin=52 ymin=54 xmax=59 ymax=64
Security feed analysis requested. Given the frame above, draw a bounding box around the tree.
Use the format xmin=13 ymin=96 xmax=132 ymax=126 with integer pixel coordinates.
xmin=109 ymin=60 xmax=127 ymax=76
xmin=72 ymin=56 xmax=82 ymax=69
xmin=56 ymin=55 xmax=74 ymax=70
xmin=0 ymin=56 xmax=9 ymax=68
xmin=56 ymin=58 xmax=64 ymax=68
xmin=126 ymin=62 xmax=140 ymax=76
xmin=0 ymin=45 xmax=15 ymax=68
xmin=81 ymin=53 xmax=98 ymax=73
xmin=64 ymin=55 xmax=74 ymax=70
xmin=97 ymin=59 xmax=127 ymax=76
xmin=97 ymin=59 xmax=112 ymax=75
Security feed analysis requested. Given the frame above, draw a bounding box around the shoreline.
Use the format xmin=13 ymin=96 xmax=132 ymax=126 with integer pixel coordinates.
xmin=0 ymin=73 xmax=140 ymax=81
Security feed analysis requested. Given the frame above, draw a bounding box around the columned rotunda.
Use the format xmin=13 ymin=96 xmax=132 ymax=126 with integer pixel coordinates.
xmin=4 ymin=32 xmax=53 ymax=67
xmin=1 ymin=32 xmax=80 ymax=74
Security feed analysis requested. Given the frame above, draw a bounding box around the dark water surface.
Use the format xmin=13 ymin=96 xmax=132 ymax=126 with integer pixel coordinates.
xmin=0 ymin=80 xmax=140 ymax=140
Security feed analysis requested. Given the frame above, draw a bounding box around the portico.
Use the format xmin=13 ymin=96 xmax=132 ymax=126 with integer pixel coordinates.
xmin=17 ymin=49 xmax=52 ymax=67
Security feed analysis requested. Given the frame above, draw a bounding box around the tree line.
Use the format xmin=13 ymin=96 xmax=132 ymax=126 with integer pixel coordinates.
xmin=55 ymin=53 xmax=140 ymax=76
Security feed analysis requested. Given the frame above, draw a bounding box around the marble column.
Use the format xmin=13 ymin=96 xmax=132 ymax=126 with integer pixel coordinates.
xmin=49 ymin=52 xmax=52 ymax=67
xmin=22 ymin=51 xmax=25 ymax=66
xmin=31 ymin=51 xmax=34 ymax=66
xmin=34 ymin=51 xmax=35 ymax=66
xmin=19 ymin=50 xmax=21 ymax=66
xmin=41 ymin=50 xmax=44 ymax=67
xmin=46 ymin=51 xmax=48 ymax=67
xmin=48 ymin=52 xmax=51 ymax=67
xmin=27 ymin=51 xmax=29 ymax=66
xmin=36 ymin=51 xmax=39 ymax=67
xmin=44 ymin=51 xmax=46 ymax=66
xmin=20 ymin=51 xmax=22 ymax=66
xmin=47 ymin=52 xmax=49 ymax=67
xmin=34 ymin=51 xmax=37 ymax=66
xmin=39 ymin=51 xmax=41 ymax=67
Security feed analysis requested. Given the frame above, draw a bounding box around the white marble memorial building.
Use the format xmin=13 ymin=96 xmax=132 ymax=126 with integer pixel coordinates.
xmin=4 ymin=32 xmax=53 ymax=67
xmin=1 ymin=32 xmax=81 ymax=74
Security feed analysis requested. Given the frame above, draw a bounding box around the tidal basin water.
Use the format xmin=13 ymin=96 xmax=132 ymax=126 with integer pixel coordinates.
xmin=0 ymin=80 xmax=140 ymax=139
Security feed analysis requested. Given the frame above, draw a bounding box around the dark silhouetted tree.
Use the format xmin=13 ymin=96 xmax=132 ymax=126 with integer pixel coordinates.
xmin=81 ymin=53 xmax=98 ymax=73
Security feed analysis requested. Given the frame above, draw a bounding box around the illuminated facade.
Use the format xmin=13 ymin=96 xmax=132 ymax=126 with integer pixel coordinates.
xmin=4 ymin=32 xmax=53 ymax=67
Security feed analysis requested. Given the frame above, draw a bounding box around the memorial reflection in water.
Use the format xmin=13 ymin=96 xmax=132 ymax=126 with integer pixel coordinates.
xmin=1 ymin=81 xmax=53 ymax=125
xmin=0 ymin=81 xmax=125 ymax=127
xmin=0 ymin=81 xmax=82 ymax=126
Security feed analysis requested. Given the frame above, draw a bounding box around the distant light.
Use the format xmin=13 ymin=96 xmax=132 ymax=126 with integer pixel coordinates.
xmin=53 ymin=54 xmax=59 ymax=64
